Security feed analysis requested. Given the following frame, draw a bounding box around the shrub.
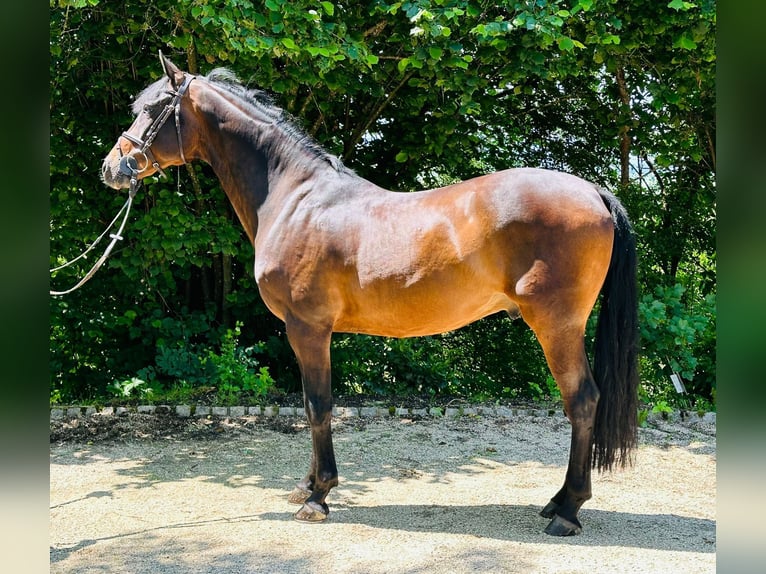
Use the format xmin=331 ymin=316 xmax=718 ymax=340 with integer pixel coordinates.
xmin=638 ymin=283 xmax=716 ymax=408
xmin=204 ymin=322 xmax=275 ymax=404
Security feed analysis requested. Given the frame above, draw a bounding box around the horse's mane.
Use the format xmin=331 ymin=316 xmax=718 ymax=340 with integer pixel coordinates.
xmin=204 ymin=68 xmax=348 ymax=173
xmin=205 ymin=68 xmax=281 ymax=120
xmin=131 ymin=67 xmax=348 ymax=173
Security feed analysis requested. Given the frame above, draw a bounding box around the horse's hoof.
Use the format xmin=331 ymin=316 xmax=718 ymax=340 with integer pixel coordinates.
xmin=288 ymin=486 xmax=311 ymax=505
xmin=539 ymin=501 xmax=559 ymax=519
xmin=544 ymin=514 xmax=582 ymax=536
xmin=293 ymin=501 xmax=329 ymax=523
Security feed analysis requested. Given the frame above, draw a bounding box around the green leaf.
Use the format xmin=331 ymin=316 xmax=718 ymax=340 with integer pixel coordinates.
xmin=320 ymin=2 xmax=335 ymax=16
xmin=674 ymin=34 xmax=698 ymax=50
xmin=429 ymin=47 xmax=443 ymax=60
xmin=446 ymin=56 xmax=468 ymax=69
xmin=668 ymin=0 xmax=696 ymax=10
xmin=281 ymin=37 xmax=297 ymax=50
xmin=395 ymin=151 xmax=409 ymax=162
xmin=557 ymin=36 xmax=575 ymax=52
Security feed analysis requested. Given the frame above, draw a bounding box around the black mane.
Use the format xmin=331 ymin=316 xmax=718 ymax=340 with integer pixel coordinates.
xmin=131 ymin=68 xmax=348 ymax=173
xmin=204 ymin=68 xmax=348 ymax=173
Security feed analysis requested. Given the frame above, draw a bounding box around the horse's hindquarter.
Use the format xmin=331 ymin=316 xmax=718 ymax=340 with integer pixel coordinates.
xmin=257 ymin=168 xmax=614 ymax=337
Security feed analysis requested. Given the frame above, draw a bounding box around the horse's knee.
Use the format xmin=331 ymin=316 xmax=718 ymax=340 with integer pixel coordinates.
xmin=305 ymin=393 xmax=333 ymax=424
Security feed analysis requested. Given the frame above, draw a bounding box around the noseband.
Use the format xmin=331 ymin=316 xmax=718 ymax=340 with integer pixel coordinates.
xmin=118 ymin=73 xmax=196 ymax=187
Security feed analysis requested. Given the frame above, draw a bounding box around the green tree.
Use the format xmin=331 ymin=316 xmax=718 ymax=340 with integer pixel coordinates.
xmin=50 ymin=0 xmax=715 ymax=408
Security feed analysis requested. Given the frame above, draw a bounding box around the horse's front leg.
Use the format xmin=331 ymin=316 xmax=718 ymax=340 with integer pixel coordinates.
xmin=285 ymin=318 xmax=338 ymax=522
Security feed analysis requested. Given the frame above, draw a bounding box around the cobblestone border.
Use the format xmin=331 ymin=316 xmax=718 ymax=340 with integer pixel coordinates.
xmin=50 ymin=403 xmax=716 ymax=427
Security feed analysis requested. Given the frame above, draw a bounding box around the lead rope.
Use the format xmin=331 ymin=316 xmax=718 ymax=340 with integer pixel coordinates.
xmin=50 ymin=172 xmax=140 ymax=296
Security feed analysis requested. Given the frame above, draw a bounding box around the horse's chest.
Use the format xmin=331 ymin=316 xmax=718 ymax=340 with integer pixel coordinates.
xmin=253 ymin=247 xmax=317 ymax=302
xmin=253 ymin=256 xmax=290 ymax=319
xmin=253 ymin=254 xmax=273 ymax=287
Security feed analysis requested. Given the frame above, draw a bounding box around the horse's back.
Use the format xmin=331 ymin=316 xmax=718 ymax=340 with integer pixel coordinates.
xmin=442 ymin=168 xmax=611 ymax=227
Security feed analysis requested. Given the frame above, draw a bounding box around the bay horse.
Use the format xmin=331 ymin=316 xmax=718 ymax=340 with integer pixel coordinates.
xmin=102 ymin=53 xmax=639 ymax=536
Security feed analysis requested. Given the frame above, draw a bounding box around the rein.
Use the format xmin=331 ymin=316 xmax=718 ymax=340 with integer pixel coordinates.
xmin=50 ymin=73 xmax=195 ymax=297
xmin=49 ymin=185 xmax=137 ymax=296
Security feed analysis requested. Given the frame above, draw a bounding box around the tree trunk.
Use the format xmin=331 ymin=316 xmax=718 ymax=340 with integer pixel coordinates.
xmin=222 ymin=253 xmax=233 ymax=327
xmin=615 ymin=67 xmax=631 ymax=188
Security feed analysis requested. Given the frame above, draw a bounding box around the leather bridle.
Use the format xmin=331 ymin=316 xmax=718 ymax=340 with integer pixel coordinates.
xmin=51 ymin=69 xmax=196 ymax=296
xmin=118 ymin=73 xmax=196 ymax=190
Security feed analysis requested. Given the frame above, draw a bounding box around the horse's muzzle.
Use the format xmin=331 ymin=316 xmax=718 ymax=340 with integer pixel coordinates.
xmin=101 ymin=148 xmax=131 ymax=190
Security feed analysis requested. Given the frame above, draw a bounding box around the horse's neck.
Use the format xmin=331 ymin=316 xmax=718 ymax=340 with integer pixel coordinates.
xmin=194 ymin=127 xmax=261 ymax=243
xmin=198 ymin=112 xmax=339 ymax=244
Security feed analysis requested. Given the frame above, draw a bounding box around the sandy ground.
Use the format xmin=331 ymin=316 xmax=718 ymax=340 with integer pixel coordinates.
xmin=50 ymin=412 xmax=716 ymax=573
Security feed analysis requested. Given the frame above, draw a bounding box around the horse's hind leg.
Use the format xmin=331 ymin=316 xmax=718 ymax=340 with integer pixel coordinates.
xmin=527 ymin=319 xmax=599 ymax=536
xmin=285 ymin=318 xmax=338 ymax=522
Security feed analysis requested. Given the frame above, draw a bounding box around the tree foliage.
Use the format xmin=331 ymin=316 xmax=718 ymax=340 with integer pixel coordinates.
xmin=50 ymin=0 xmax=716 ymax=408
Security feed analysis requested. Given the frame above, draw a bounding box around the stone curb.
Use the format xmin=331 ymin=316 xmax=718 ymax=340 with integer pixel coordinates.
xmin=50 ymin=404 xmax=716 ymax=426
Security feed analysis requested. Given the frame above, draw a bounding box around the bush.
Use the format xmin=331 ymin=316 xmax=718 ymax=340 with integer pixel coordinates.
xmin=331 ymin=334 xmax=453 ymax=397
xmin=638 ymin=283 xmax=716 ymax=408
xmin=100 ymin=321 xmax=274 ymax=405
xmin=330 ymin=313 xmax=553 ymax=402
xmin=203 ymin=322 xmax=275 ymax=404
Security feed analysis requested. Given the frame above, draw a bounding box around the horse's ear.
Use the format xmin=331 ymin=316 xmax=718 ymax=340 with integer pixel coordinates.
xmin=159 ymin=50 xmax=185 ymax=90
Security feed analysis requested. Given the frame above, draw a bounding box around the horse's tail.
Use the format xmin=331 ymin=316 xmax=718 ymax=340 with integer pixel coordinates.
xmin=591 ymin=187 xmax=640 ymax=472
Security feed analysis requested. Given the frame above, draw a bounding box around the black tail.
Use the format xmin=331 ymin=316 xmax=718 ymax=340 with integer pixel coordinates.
xmin=592 ymin=188 xmax=639 ymax=472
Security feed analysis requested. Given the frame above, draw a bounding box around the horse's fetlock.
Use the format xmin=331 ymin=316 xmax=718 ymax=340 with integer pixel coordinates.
xmin=318 ymin=472 xmax=338 ymax=487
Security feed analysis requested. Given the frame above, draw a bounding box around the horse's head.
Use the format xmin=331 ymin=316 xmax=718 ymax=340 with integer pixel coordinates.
xmin=102 ymin=52 xmax=198 ymax=190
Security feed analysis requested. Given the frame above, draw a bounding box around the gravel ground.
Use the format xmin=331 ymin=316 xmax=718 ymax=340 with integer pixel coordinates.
xmin=50 ymin=411 xmax=716 ymax=573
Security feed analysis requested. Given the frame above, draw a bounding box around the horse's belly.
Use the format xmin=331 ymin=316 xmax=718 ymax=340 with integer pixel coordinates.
xmin=334 ymin=288 xmax=517 ymax=338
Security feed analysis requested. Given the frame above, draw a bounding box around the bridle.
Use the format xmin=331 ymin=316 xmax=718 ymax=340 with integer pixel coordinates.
xmin=50 ymin=71 xmax=195 ymax=296
xmin=118 ymin=73 xmax=196 ymax=194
